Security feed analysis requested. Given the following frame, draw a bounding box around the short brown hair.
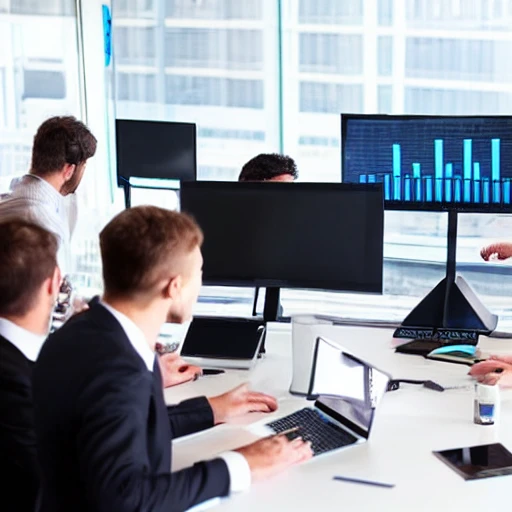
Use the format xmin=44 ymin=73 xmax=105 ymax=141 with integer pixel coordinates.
xmin=31 ymin=116 xmax=97 ymax=176
xmin=0 ymin=221 xmax=58 ymax=317
xmin=100 ymin=206 xmax=203 ymax=299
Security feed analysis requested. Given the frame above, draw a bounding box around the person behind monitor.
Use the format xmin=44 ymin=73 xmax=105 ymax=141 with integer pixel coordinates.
xmin=32 ymin=205 xmax=312 ymax=512
xmin=238 ymin=153 xmax=298 ymax=182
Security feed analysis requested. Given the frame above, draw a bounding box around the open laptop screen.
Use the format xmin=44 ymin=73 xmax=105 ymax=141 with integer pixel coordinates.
xmin=311 ymin=337 xmax=389 ymax=438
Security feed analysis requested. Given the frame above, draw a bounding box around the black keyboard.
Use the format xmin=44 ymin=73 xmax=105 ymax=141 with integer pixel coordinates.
xmin=266 ymin=408 xmax=358 ymax=455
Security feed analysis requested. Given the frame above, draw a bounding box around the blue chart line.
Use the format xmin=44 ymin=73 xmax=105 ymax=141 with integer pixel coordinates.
xmin=357 ymin=137 xmax=510 ymax=205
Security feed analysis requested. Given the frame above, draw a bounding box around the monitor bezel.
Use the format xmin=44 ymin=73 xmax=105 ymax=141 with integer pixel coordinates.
xmin=180 ymin=181 xmax=384 ymax=293
xmin=340 ymin=113 xmax=512 ymax=213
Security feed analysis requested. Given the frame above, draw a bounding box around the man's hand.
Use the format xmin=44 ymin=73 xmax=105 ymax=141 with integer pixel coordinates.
xmin=158 ymin=353 xmax=202 ymax=388
xmin=480 ymin=242 xmax=512 ymax=261
xmin=208 ymin=383 xmax=277 ymax=424
xmin=236 ymin=434 xmax=313 ymax=481
xmin=469 ymin=359 xmax=512 ymax=387
xmin=489 ymin=354 xmax=512 ymax=365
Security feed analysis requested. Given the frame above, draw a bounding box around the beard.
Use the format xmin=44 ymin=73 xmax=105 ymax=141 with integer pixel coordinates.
xmin=60 ymin=164 xmax=85 ymax=195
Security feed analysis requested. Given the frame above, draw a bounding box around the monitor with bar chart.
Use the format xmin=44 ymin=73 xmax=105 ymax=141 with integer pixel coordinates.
xmin=341 ymin=114 xmax=512 ymax=212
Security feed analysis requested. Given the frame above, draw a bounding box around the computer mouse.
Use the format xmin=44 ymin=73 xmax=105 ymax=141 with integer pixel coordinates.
xmin=430 ymin=344 xmax=476 ymax=356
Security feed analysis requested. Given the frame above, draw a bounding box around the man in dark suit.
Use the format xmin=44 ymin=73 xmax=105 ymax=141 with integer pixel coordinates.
xmin=0 ymin=220 xmax=61 ymax=512
xmin=33 ymin=206 xmax=312 ymax=512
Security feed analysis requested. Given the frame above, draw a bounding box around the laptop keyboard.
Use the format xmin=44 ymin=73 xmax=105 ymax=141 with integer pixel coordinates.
xmin=266 ymin=408 xmax=358 ymax=456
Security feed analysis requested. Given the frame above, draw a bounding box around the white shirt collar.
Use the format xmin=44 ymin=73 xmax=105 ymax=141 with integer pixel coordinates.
xmin=0 ymin=318 xmax=47 ymax=362
xmin=100 ymin=301 xmax=155 ymax=372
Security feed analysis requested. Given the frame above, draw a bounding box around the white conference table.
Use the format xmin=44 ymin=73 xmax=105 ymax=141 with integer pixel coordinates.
xmin=164 ymin=323 xmax=512 ymax=511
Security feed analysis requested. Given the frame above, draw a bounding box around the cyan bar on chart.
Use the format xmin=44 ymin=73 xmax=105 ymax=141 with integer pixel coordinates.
xmin=384 ymin=174 xmax=391 ymax=200
xmin=359 ymin=175 xmax=367 ymax=184
xmin=483 ymin=178 xmax=490 ymax=203
xmin=454 ymin=178 xmax=462 ymax=202
xmin=368 ymin=174 xmax=376 ymax=183
xmin=463 ymin=139 xmax=472 ymax=203
xmin=445 ymin=163 xmax=453 ymax=202
xmin=504 ymin=179 xmax=511 ymax=205
xmin=412 ymin=163 xmax=421 ymax=200
xmin=434 ymin=139 xmax=443 ymax=201
xmin=492 ymin=139 xmax=500 ymax=203
xmin=473 ymin=162 xmax=481 ymax=203
xmin=404 ymin=175 xmax=411 ymax=201
xmin=425 ymin=176 xmax=433 ymax=202
xmin=392 ymin=144 xmax=401 ymax=201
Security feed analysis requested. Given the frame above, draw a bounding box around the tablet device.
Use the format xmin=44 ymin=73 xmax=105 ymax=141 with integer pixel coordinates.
xmin=433 ymin=443 xmax=512 ymax=480
xmin=180 ymin=316 xmax=266 ymax=370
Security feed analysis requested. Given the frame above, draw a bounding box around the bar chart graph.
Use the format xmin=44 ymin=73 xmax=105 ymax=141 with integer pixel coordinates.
xmin=342 ymin=116 xmax=512 ymax=211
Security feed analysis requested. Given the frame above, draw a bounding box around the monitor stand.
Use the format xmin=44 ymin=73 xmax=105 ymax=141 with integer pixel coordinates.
xmin=256 ymin=287 xmax=282 ymax=356
xmin=393 ymin=211 xmax=498 ymax=342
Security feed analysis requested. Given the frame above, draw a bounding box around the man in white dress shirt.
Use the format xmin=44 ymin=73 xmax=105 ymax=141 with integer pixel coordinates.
xmin=0 ymin=220 xmax=61 ymax=512
xmin=0 ymin=115 xmax=97 ymax=273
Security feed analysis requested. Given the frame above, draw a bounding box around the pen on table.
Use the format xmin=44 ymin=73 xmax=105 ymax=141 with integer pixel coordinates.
xmin=333 ymin=476 xmax=395 ymax=489
xmin=201 ymin=369 xmax=225 ymax=376
xmin=274 ymin=426 xmax=301 ymax=439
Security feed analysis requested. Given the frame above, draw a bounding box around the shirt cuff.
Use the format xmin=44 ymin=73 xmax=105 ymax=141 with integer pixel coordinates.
xmin=217 ymin=451 xmax=251 ymax=493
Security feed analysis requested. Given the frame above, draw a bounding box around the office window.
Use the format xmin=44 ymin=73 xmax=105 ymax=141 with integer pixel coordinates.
xmin=165 ymin=29 xmax=263 ymax=71
xmin=117 ymin=73 xmax=156 ymax=103
xmin=406 ymin=38 xmax=509 ymax=82
xmin=9 ymin=0 xmax=75 ymax=15
xmin=298 ymin=0 xmax=363 ymax=24
xmin=300 ymin=34 xmax=363 ymax=74
xmin=405 ymin=87 xmax=512 ymax=114
xmin=115 ymin=27 xmax=157 ymax=66
xmin=115 ymin=0 xmax=155 ymax=18
xmin=23 ymin=69 xmax=66 ymax=99
xmin=165 ymin=75 xmax=263 ymax=109
xmin=378 ymin=0 xmax=394 ymax=25
xmin=165 ymin=0 xmax=263 ymax=20
xmin=300 ymin=82 xmax=363 ymax=113
xmin=378 ymin=85 xmax=393 ymax=112
xmin=0 ymin=2 xmax=80 ymax=180
xmin=378 ymin=36 xmax=393 ymax=76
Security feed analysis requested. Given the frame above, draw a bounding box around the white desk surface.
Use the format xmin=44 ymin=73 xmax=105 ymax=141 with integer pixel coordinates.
xmin=165 ymin=324 xmax=512 ymax=512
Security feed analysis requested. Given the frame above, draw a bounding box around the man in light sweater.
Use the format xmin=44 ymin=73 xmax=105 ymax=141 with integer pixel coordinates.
xmin=0 ymin=116 xmax=97 ymax=273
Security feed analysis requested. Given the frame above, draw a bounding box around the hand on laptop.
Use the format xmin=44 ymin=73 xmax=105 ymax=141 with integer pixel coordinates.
xmin=158 ymin=352 xmax=202 ymax=388
xmin=208 ymin=383 xmax=277 ymax=424
xmin=469 ymin=359 xmax=512 ymax=387
xmin=236 ymin=434 xmax=313 ymax=481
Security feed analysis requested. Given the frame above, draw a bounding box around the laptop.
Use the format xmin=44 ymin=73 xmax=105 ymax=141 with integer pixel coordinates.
xmin=180 ymin=316 xmax=266 ymax=370
xmin=263 ymin=336 xmax=390 ymax=456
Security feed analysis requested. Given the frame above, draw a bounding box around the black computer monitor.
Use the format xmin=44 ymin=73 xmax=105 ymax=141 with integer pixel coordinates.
xmin=180 ymin=182 xmax=384 ymax=320
xmin=115 ymin=119 xmax=197 ymax=183
xmin=341 ymin=114 xmax=512 ymax=213
xmin=341 ymin=114 xmax=501 ymax=340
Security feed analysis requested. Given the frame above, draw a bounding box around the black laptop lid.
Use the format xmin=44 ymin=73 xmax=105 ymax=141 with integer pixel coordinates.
xmin=311 ymin=337 xmax=390 ymax=439
xmin=180 ymin=316 xmax=265 ymax=360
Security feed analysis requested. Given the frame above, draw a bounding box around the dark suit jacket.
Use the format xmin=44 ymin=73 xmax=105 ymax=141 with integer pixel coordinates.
xmin=0 ymin=334 xmax=40 ymax=512
xmin=33 ymin=303 xmax=230 ymax=512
